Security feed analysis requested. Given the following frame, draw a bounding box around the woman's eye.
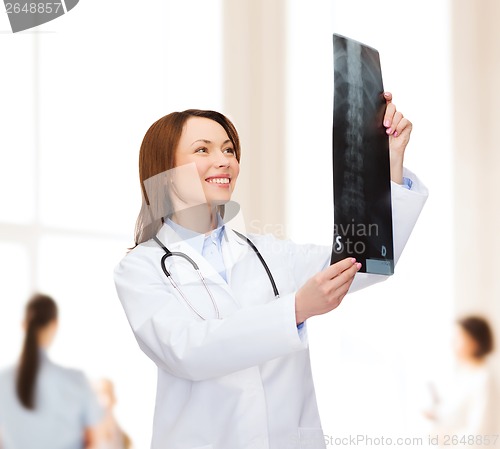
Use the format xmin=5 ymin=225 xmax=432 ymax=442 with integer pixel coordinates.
xmin=195 ymin=147 xmax=208 ymax=154
xmin=223 ymin=148 xmax=235 ymax=154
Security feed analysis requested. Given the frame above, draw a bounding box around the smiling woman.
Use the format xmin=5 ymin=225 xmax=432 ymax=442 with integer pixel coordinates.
xmin=134 ymin=110 xmax=241 ymax=244
xmin=114 ymin=105 xmax=428 ymax=449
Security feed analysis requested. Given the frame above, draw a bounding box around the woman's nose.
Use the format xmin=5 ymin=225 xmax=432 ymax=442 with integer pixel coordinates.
xmin=213 ymin=152 xmax=230 ymax=167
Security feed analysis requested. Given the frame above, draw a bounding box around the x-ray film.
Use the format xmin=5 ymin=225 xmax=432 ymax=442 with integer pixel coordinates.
xmin=330 ymin=34 xmax=394 ymax=275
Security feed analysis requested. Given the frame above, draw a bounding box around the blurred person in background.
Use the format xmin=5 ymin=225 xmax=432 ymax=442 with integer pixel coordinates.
xmin=93 ymin=378 xmax=132 ymax=449
xmin=0 ymin=293 xmax=102 ymax=449
xmin=425 ymin=316 xmax=498 ymax=444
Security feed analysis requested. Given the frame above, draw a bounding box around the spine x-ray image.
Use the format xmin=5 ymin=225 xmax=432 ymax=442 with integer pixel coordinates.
xmin=330 ymin=34 xmax=394 ymax=275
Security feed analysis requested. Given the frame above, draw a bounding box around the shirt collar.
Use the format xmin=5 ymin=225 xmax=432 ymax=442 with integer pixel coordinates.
xmin=165 ymin=215 xmax=226 ymax=253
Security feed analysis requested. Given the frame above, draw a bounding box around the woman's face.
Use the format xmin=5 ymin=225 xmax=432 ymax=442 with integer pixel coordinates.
xmin=172 ymin=116 xmax=239 ymax=207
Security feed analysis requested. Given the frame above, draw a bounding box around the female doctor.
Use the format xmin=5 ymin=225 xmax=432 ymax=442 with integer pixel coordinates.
xmin=114 ymin=93 xmax=428 ymax=449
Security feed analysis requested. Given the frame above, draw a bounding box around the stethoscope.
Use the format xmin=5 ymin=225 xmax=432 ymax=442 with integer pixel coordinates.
xmin=153 ymin=230 xmax=279 ymax=320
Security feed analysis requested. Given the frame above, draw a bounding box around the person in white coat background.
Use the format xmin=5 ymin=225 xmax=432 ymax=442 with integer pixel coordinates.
xmin=425 ymin=316 xmax=498 ymax=446
xmin=114 ymin=92 xmax=428 ymax=449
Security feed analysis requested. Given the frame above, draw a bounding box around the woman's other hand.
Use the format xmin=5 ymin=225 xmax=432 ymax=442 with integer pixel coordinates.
xmin=295 ymin=258 xmax=361 ymax=324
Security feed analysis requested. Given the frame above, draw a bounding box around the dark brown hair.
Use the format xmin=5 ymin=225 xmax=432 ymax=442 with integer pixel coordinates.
xmin=458 ymin=316 xmax=494 ymax=360
xmin=16 ymin=293 xmax=58 ymax=409
xmin=134 ymin=109 xmax=241 ymax=245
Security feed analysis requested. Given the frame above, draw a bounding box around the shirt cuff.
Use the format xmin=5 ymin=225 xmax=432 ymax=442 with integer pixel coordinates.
xmin=402 ymin=176 xmax=413 ymax=190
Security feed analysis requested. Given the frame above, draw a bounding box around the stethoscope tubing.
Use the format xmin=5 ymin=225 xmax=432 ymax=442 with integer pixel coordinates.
xmin=153 ymin=230 xmax=279 ymax=320
xmin=232 ymin=230 xmax=279 ymax=298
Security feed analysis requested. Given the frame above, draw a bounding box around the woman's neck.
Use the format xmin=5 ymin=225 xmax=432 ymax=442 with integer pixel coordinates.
xmin=171 ymin=204 xmax=218 ymax=234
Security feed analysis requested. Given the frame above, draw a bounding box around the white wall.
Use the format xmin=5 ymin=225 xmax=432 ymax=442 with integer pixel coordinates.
xmin=451 ymin=0 xmax=500 ymax=427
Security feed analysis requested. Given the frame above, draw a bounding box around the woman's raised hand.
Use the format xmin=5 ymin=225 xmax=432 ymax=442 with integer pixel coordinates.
xmin=383 ymin=91 xmax=412 ymax=185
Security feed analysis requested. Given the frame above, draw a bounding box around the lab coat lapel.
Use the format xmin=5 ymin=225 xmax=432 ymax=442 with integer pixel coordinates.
xmin=221 ymin=227 xmax=252 ymax=286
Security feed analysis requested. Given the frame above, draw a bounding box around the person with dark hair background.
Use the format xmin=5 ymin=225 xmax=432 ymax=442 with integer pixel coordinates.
xmin=457 ymin=317 xmax=495 ymax=361
xmin=425 ymin=315 xmax=498 ymax=445
xmin=0 ymin=294 xmax=102 ymax=449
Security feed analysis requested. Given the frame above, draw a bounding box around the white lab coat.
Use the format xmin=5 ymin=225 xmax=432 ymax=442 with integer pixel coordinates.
xmin=114 ymin=169 xmax=428 ymax=449
xmin=431 ymin=362 xmax=499 ymax=445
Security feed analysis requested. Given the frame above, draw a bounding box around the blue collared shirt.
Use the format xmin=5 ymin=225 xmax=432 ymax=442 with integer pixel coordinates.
xmin=166 ymin=216 xmax=227 ymax=282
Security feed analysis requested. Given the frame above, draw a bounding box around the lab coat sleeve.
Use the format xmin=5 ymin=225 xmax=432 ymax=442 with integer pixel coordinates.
xmin=350 ymin=167 xmax=428 ymax=291
xmin=114 ymin=254 xmax=307 ymax=382
xmin=286 ymin=167 xmax=428 ymax=292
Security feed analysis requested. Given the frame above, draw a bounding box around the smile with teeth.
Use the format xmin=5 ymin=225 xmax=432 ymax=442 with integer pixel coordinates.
xmin=206 ymin=178 xmax=230 ymax=184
